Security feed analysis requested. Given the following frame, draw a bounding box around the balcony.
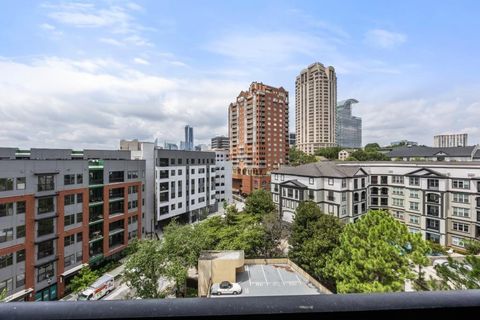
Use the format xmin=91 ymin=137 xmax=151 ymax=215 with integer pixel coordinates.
xmin=37 ymin=183 xmax=54 ymax=192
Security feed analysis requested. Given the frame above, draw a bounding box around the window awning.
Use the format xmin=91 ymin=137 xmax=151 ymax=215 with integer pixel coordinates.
xmin=61 ymin=263 xmax=88 ymax=278
xmin=4 ymin=288 xmax=34 ymax=302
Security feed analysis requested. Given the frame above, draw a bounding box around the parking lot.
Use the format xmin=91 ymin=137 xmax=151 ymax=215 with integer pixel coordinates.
xmin=213 ymin=264 xmax=322 ymax=297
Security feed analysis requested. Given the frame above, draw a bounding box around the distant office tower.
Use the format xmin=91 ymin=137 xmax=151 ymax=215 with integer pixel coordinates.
xmin=163 ymin=142 xmax=179 ymax=150
xmin=336 ymin=99 xmax=362 ymax=148
xmin=296 ymin=62 xmax=337 ymax=154
xmin=289 ymin=133 xmax=296 ymax=147
xmin=211 ymin=136 xmax=229 ymax=151
xmin=184 ymin=125 xmax=194 ymax=151
xmin=229 ymin=82 xmax=289 ymax=195
xmin=180 ymin=141 xmax=186 ymax=150
xmin=195 ymin=144 xmax=210 ymax=151
xmin=434 ymin=134 xmax=468 ymax=147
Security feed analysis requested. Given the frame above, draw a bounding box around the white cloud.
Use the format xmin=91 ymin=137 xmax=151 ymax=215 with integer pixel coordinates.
xmin=99 ymin=37 xmax=124 ymax=46
xmin=364 ymin=29 xmax=407 ymax=49
xmin=133 ymin=57 xmax=149 ymax=65
xmin=40 ymin=23 xmax=56 ymax=30
xmin=0 ymin=57 xmax=242 ymax=149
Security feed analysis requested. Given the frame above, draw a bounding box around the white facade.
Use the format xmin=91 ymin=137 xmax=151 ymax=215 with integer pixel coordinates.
xmin=271 ymin=161 xmax=480 ymax=249
xmin=214 ymin=150 xmax=233 ymax=205
xmin=434 ymin=134 xmax=468 ymax=147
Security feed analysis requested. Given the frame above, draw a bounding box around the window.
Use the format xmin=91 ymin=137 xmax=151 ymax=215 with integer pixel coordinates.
xmin=381 ymin=176 xmax=388 ymax=184
xmin=0 ymin=202 xmax=13 ymax=217
xmin=453 ymin=207 xmax=470 ymax=218
xmin=452 ymin=179 xmax=470 ymax=190
xmin=191 ymin=199 xmax=195 ymax=205
xmin=64 ymin=174 xmax=75 ymax=185
xmin=159 ymin=206 xmax=169 ymax=215
xmin=409 ymin=190 xmax=419 ymax=199
xmin=38 ymin=197 xmax=54 ymax=214
xmin=371 ymin=176 xmax=378 ymax=184
xmin=453 ymin=193 xmax=469 ymax=203
xmin=309 ymin=178 xmax=314 ymax=185
xmin=453 ymin=222 xmax=469 ymax=233
xmin=77 ymin=232 xmax=83 ymax=242
xmin=409 ymin=202 xmax=419 ymax=211
xmin=76 ymin=174 xmax=83 ymax=184
xmin=109 ymin=171 xmax=124 ymax=183
xmin=409 ymin=215 xmax=420 ymax=224
xmin=178 ymin=202 xmax=182 ymax=209
xmin=170 ymin=158 xmax=176 ymax=165
xmin=392 ymin=176 xmax=404 ymax=184
xmin=159 ymin=158 xmax=169 ymax=167
xmin=0 ymin=278 xmax=13 ymax=294
xmin=16 ymin=225 xmax=25 ymax=238
xmin=38 ymin=175 xmax=54 ymax=191
xmin=426 ymin=218 xmax=440 ymax=231
xmin=392 ymin=187 xmax=403 ymax=195
xmin=37 ymin=240 xmax=54 ymax=259
xmin=328 ymin=178 xmax=334 ymax=186
xmin=191 ymin=168 xmax=195 ymax=174
xmin=178 ymin=169 xmax=182 ymax=175
xmin=127 ymin=171 xmax=138 ymax=179
xmin=37 ymin=262 xmax=54 ymax=283
xmin=16 ymin=249 xmax=25 ymax=263
xmin=38 ymin=218 xmax=54 ymax=236
xmin=0 ymin=178 xmax=14 ymax=192
xmin=64 ymin=214 xmax=75 ymax=226
xmin=428 ymin=179 xmax=439 ymax=189
xmin=15 ymin=201 xmax=25 ymax=215
xmin=342 ymin=180 xmax=346 ymax=188
xmin=392 ymin=198 xmax=404 ymax=207
xmin=171 ymin=170 xmax=175 ymax=176
xmin=159 ymin=192 xmax=169 ymax=203
xmin=64 ymin=254 xmax=76 ymax=268
xmin=16 ymin=273 xmax=25 ymax=288
xmin=76 ymin=212 xmax=83 ymax=223
xmin=64 ymin=234 xmax=75 ymax=246
xmin=354 ymin=179 xmax=358 ymax=189
xmin=0 ymin=253 xmax=13 ymax=269
xmin=274 ymin=174 xmax=278 ymax=181
xmin=409 ymin=177 xmax=420 ymax=186
xmin=381 ymin=198 xmax=388 ymax=206
xmin=64 ymin=194 xmax=75 ymax=206
xmin=159 ymin=170 xmax=169 ymax=179
xmin=393 ymin=210 xmax=404 ymax=219
xmin=16 ymin=177 xmax=26 ymax=190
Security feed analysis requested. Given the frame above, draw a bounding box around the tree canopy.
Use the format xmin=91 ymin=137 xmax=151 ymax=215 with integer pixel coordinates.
xmin=428 ymin=256 xmax=480 ymax=290
xmin=364 ymin=143 xmax=381 ymax=152
xmin=244 ymin=189 xmax=276 ymax=218
xmin=289 ymin=147 xmax=317 ymax=166
xmin=68 ymin=267 xmax=99 ymax=294
xmin=326 ymin=210 xmax=429 ymax=293
xmin=314 ymin=147 xmax=343 ymax=160
xmin=347 ymin=149 xmax=390 ymax=161
xmin=289 ymin=201 xmax=343 ymax=290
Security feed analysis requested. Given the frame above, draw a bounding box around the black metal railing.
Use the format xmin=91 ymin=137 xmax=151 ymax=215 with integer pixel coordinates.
xmin=1 ymin=290 xmax=480 ymax=320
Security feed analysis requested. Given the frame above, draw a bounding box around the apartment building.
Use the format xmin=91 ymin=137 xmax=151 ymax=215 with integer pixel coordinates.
xmin=229 ymin=82 xmax=289 ymax=195
xmin=214 ymin=150 xmax=233 ymax=205
xmin=211 ymin=136 xmax=229 ymax=151
xmin=121 ymin=140 xmax=218 ymax=228
xmin=295 ymin=62 xmax=337 ymax=154
xmin=434 ymin=133 xmax=468 ymax=148
xmin=0 ymin=148 xmax=145 ymax=302
xmin=387 ymin=145 xmax=480 ymax=161
xmin=271 ymin=161 xmax=480 ymax=249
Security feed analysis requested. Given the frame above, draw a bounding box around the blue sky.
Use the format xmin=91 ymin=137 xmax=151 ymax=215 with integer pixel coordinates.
xmin=1 ymin=0 xmax=480 ymax=148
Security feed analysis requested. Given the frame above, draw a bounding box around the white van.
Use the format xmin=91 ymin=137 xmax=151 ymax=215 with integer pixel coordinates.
xmin=77 ymin=274 xmax=115 ymax=301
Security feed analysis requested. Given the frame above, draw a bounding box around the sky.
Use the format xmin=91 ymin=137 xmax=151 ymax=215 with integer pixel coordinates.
xmin=1 ymin=0 xmax=480 ymax=149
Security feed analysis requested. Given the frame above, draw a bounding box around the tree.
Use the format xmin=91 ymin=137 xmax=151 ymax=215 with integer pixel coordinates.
xmin=289 ymin=147 xmax=317 ymax=166
xmin=123 ymin=240 xmax=167 ymax=299
xmin=261 ymin=212 xmax=284 ymax=258
xmin=347 ymin=149 xmax=390 ymax=161
xmin=364 ymin=143 xmax=381 ymax=152
xmin=0 ymin=288 xmax=6 ymax=302
xmin=68 ymin=267 xmax=99 ymax=294
xmin=326 ymin=210 xmax=429 ymax=293
xmin=289 ymin=201 xmax=343 ymax=290
xmin=314 ymin=147 xmax=343 ymax=160
xmin=429 ymin=256 xmax=480 ymax=290
xmin=464 ymin=239 xmax=480 ymax=255
xmin=244 ymin=189 xmax=276 ymax=218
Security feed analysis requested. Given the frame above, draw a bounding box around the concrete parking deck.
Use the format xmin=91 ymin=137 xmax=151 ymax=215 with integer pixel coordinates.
xmin=213 ymin=264 xmax=322 ymax=297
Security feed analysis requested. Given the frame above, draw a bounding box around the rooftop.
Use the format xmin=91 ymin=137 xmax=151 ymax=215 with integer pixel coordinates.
xmin=199 ymin=250 xmax=244 ymax=261
xmin=213 ymin=263 xmax=323 ymax=298
xmin=387 ymin=145 xmax=479 ymax=158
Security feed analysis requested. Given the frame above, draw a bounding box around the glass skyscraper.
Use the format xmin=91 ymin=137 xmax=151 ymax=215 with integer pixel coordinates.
xmin=336 ymin=99 xmax=362 ymax=148
xmin=184 ymin=125 xmax=194 ymax=151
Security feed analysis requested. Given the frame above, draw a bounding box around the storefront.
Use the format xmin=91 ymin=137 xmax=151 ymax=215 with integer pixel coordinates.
xmin=35 ymin=284 xmax=57 ymax=301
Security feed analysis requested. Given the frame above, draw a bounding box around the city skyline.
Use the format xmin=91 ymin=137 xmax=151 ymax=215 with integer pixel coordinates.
xmin=1 ymin=1 xmax=480 ymax=149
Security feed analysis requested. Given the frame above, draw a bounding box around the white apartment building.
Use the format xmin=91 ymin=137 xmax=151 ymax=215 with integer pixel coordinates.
xmin=434 ymin=133 xmax=468 ymax=147
xmin=214 ymin=150 xmax=233 ymax=205
xmin=271 ymin=161 xmax=480 ymax=249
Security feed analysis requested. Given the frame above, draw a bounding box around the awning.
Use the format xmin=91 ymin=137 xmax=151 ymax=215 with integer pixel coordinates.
xmin=4 ymin=288 xmax=34 ymax=302
xmin=61 ymin=263 xmax=88 ymax=278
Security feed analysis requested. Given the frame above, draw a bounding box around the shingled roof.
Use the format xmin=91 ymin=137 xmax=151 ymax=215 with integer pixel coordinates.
xmin=274 ymin=162 xmax=365 ymax=178
xmin=387 ymin=146 xmax=476 ymax=158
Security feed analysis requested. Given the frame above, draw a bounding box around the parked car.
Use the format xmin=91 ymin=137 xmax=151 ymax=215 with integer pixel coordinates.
xmin=211 ymin=281 xmax=242 ymax=295
xmin=433 ymin=259 xmax=449 ymax=267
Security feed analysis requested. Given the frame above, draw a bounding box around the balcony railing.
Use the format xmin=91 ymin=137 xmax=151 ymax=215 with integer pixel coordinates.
xmin=1 ymin=291 xmax=479 ymax=319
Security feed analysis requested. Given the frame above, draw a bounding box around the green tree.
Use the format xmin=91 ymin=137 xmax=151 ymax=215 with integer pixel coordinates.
xmin=314 ymin=147 xmax=343 ymax=160
xmin=68 ymin=267 xmax=99 ymax=294
xmin=244 ymin=189 xmax=276 ymax=218
xmin=327 ymin=210 xmax=429 ymax=293
xmin=123 ymin=239 xmax=167 ymax=299
xmin=464 ymin=239 xmax=480 ymax=255
xmin=289 ymin=201 xmax=343 ymax=290
xmin=289 ymin=147 xmax=317 ymax=166
xmin=0 ymin=288 xmax=6 ymax=301
xmin=348 ymin=149 xmax=390 ymax=161
xmin=364 ymin=143 xmax=381 ymax=152
xmin=429 ymin=256 xmax=480 ymax=290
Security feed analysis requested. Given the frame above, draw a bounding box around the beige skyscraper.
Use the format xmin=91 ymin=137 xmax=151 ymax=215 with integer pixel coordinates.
xmin=295 ymin=62 xmax=337 ymax=154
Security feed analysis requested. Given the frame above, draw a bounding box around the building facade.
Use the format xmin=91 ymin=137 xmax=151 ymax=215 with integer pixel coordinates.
xmin=229 ymin=82 xmax=289 ymax=195
xmin=295 ymin=62 xmax=337 ymax=154
xmin=336 ymin=99 xmax=362 ymax=148
xmin=289 ymin=133 xmax=296 ymax=147
xmin=214 ymin=150 xmax=233 ymax=205
xmin=0 ymin=148 xmax=145 ymax=302
xmin=434 ymin=134 xmax=469 ymax=148
xmin=184 ymin=125 xmax=194 ymax=151
xmin=271 ymin=161 xmax=480 ymax=249
xmin=211 ymin=136 xmax=229 ymax=151
xmin=387 ymin=146 xmax=480 ymax=162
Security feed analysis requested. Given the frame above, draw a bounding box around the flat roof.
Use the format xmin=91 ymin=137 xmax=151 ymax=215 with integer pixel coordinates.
xmin=199 ymin=250 xmax=243 ymax=261
xmin=212 ymin=264 xmax=322 ymax=297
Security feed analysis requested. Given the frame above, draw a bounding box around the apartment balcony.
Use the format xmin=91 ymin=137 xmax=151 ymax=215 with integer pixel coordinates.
xmin=37 ymin=183 xmax=55 ymax=192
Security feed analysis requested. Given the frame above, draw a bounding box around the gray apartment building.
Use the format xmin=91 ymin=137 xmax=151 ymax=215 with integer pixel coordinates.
xmin=0 ymin=148 xmax=145 ymax=302
xmin=271 ymin=161 xmax=480 ymax=249
xmin=336 ymin=99 xmax=362 ymax=148
xmin=211 ymin=136 xmax=229 ymax=151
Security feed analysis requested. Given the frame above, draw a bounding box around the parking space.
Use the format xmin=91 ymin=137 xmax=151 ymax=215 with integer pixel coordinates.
xmin=215 ymin=264 xmax=322 ymax=297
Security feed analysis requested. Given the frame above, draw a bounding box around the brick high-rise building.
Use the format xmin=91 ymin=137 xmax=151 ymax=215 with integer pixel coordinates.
xmin=296 ymin=62 xmax=337 ymax=154
xmin=229 ymin=82 xmax=289 ymax=195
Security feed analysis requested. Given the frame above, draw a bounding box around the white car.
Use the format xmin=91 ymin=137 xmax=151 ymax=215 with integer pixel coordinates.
xmin=211 ymin=281 xmax=242 ymax=295
xmin=432 ymin=259 xmax=449 ymax=267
